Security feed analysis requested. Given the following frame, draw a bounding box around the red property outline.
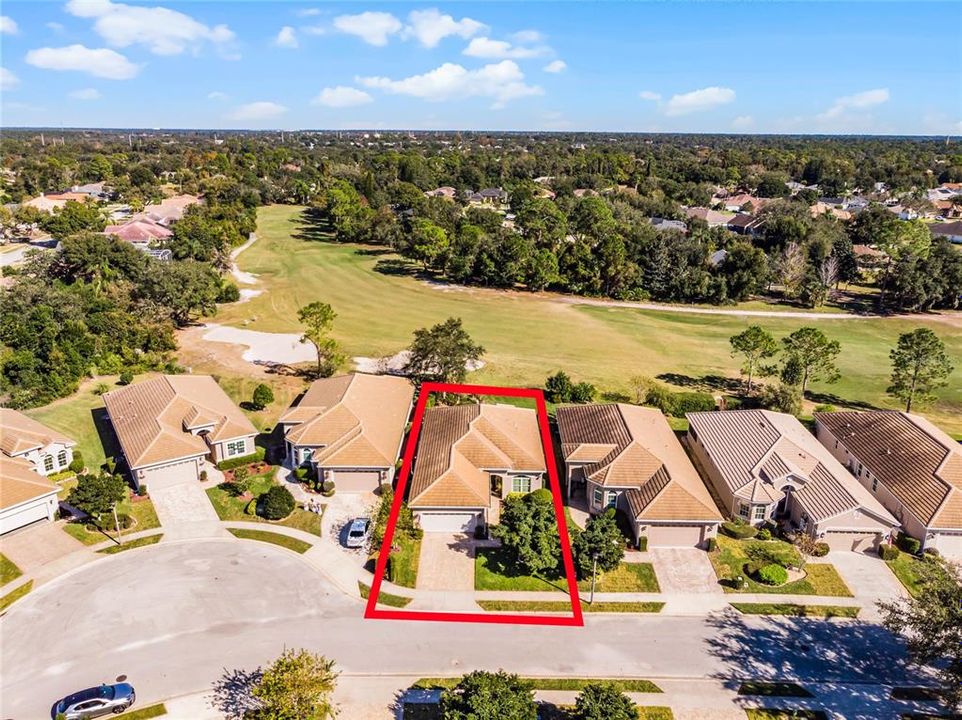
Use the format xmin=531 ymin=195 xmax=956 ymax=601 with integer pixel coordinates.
xmin=364 ymin=382 xmax=584 ymax=626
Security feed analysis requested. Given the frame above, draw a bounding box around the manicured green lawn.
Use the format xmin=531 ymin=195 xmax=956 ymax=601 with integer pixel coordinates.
xmin=885 ymin=553 xmax=938 ymax=597
xmin=474 ymin=547 xmax=570 ymax=592
xmin=0 ymin=580 xmax=32 ymax=612
xmin=0 ymin=554 xmax=22 ymax=586
xmin=731 ymin=603 xmax=859 ymax=618
xmin=577 ymin=562 xmax=660 ymax=593
xmin=478 ymin=600 xmax=665 ymax=613
xmin=358 ymin=581 xmax=412 ymax=608
xmin=63 ymin=490 xmax=161 ymax=545
xmin=737 ymin=682 xmax=813 ymax=698
xmin=98 ymin=533 xmax=164 ymax=554
xmin=387 ymin=534 xmax=421 ymax=588
xmin=227 ymin=528 xmax=312 ymax=554
xmin=206 ymin=473 xmax=324 ymax=537
xmin=710 ymin=536 xmax=853 ymax=597
xmin=117 ymin=703 xmax=167 ymax=719
xmin=214 ymin=205 xmax=962 ymax=436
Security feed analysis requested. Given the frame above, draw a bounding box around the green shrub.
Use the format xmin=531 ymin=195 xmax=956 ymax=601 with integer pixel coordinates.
xmin=92 ymin=382 xmax=110 ymax=396
xmin=69 ymin=454 xmax=85 ymax=473
xmin=260 ymin=485 xmax=295 ymax=520
xmin=137 ymin=484 xmax=148 ymax=497
xmin=706 ymin=537 xmax=718 ymax=552
xmin=814 ymin=404 xmax=837 ymax=414
xmin=216 ymin=447 xmax=266 ymax=471
xmin=897 ymin=533 xmax=921 ymax=555
xmin=244 ymin=498 xmax=257 ymax=515
xmin=923 ymin=546 xmax=940 ymax=559
xmin=545 ymin=371 xmax=574 ymax=402
xmin=812 ymin=542 xmax=830 ymax=557
xmin=671 ymin=391 xmax=716 ymax=415
xmin=118 ymin=370 xmax=134 ymax=386
xmin=637 ymin=535 xmax=648 ymax=552
xmin=721 ymin=521 xmax=758 ymax=539
xmin=410 ymin=527 xmax=424 ymax=541
xmin=251 ymin=383 xmax=274 ymax=410
xmin=645 ymin=385 xmax=674 ymax=414
xmin=756 ymin=528 xmax=772 ymax=541
xmin=879 ymin=544 xmax=899 ymax=561
xmin=105 ymin=457 xmax=117 ymax=474
xmin=294 ymin=467 xmax=308 ymax=480
xmin=320 ymin=480 xmax=336 ymax=497
xmin=570 ymin=381 xmax=596 ymax=403
xmin=755 ymin=563 xmax=788 ymax=586
xmin=218 ymin=282 xmax=240 ymax=303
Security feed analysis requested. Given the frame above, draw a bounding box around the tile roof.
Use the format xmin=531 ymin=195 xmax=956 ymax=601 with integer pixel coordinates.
xmin=102 ymin=375 xmax=256 ymax=469
xmin=815 ymin=410 xmax=962 ymax=528
xmin=409 ymin=404 xmax=546 ymax=509
xmin=0 ymin=409 xmax=75 ymax=457
xmin=0 ymin=455 xmax=58 ymax=510
xmin=280 ymin=373 xmax=414 ymax=469
xmin=556 ymin=403 xmax=721 ymax=522
xmin=104 ymin=219 xmax=172 ymax=244
xmin=688 ymin=410 xmax=896 ymax=524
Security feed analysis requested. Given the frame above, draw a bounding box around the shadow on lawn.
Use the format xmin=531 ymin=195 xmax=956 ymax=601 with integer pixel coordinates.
xmin=805 ymin=390 xmax=879 ymax=411
xmin=90 ymin=407 xmax=122 ymax=468
xmin=210 ymin=666 xmax=263 ymax=720
xmin=656 ymin=372 xmax=744 ymax=395
xmin=290 ymin=208 xmax=336 ymax=243
xmin=373 ymin=258 xmax=420 ymax=277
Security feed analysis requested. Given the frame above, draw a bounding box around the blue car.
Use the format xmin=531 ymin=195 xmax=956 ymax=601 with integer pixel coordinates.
xmin=53 ymin=683 xmax=136 ymax=719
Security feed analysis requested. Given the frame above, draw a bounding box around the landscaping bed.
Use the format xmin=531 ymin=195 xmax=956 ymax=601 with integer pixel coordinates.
xmin=411 ymin=677 xmax=662 ymax=693
xmin=710 ymin=536 xmax=852 ymax=596
xmin=206 ymin=473 xmax=323 ymax=536
xmin=227 ymin=528 xmax=312 ymax=554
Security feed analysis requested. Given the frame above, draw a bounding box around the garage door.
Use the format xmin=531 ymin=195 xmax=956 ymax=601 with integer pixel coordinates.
xmin=0 ymin=499 xmax=52 ymax=535
xmin=417 ymin=512 xmax=479 ymax=533
xmin=647 ymin=524 xmax=705 ymax=548
xmin=329 ymin=470 xmax=381 ymax=493
xmin=934 ymin=532 xmax=962 ymax=560
xmin=141 ymin=458 xmax=198 ymax=490
xmin=824 ymin=531 xmax=880 ymax=553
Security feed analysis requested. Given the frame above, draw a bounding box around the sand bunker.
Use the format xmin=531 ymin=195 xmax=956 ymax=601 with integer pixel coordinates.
xmin=352 ymin=350 xmax=484 ymax=375
xmin=202 ymin=323 xmax=315 ymax=365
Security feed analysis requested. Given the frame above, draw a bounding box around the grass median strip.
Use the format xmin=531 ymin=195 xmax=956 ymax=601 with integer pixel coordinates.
xmin=98 ymin=534 xmax=164 ymax=554
xmin=0 ymin=554 xmax=22 ymax=586
xmin=227 ymin=528 xmax=312 ymax=554
xmin=358 ymin=581 xmax=412 ymax=608
xmin=412 ymin=677 xmax=662 ymax=693
xmin=0 ymin=580 xmax=33 ymax=613
xmin=730 ymin=603 xmax=860 ymax=618
xmin=478 ymin=600 xmax=664 ymax=613
xmin=117 ymin=703 xmax=167 ymax=719
xmin=738 ymin=681 xmax=813 ymax=698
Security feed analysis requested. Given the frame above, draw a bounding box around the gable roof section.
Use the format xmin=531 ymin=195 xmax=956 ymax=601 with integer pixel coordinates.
xmin=689 ymin=409 xmax=896 ymax=524
xmin=102 ymin=375 xmax=256 ymax=469
xmin=280 ymin=374 xmax=414 ymax=469
xmin=556 ymin=403 xmax=720 ymax=522
xmin=0 ymin=409 xmax=75 ymax=457
xmin=409 ymin=404 xmax=546 ymax=509
xmin=816 ymin=410 xmax=961 ymax=528
xmin=0 ymin=455 xmax=59 ymax=510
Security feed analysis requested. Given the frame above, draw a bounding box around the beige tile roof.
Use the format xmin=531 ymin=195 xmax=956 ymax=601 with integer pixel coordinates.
xmin=281 ymin=374 xmax=414 ymax=469
xmin=0 ymin=455 xmax=58 ymax=510
xmin=557 ymin=403 xmax=721 ymax=522
xmin=816 ymin=410 xmax=962 ymax=529
xmin=688 ymin=410 xmax=896 ymax=524
xmin=409 ymin=403 xmax=546 ymax=509
xmin=0 ymin=409 xmax=75 ymax=457
xmin=102 ymin=375 xmax=256 ymax=469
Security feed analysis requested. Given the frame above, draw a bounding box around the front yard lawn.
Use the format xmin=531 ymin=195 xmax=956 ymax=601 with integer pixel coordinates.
xmin=0 ymin=554 xmax=22 ymax=586
xmin=386 ymin=534 xmax=421 ymax=588
xmin=227 ymin=528 xmax=312 ymax=554
xmin=576 ymin=562 xmax=660 ymax=593
xmin=885 ymin=553 xmax=939 ymax=598
xmin=730 ymin=603 xmax=859 ymax=618
xmin=710 ymin=536 xmax=852 ymax=597
xmin=117 ymin=703 xmax=167 ymax=719
xmin=206 ymin=473 xmax=323 ymax=537
xmin=475 ymin=546 xmax=569 ymax=592
xmin=63 ymin=490 xmax=161 ymax=546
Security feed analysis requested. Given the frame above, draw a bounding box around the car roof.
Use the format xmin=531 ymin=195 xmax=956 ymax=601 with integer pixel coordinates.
xmin=349 ymin=518 xmax=369 ymax=529
xmin=63 ymin=685 xmax=115 ymax=705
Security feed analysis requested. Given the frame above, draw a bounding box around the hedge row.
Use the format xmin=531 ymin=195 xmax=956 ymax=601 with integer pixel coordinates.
xmin=216 ymin=447 xmax=266 ymax=471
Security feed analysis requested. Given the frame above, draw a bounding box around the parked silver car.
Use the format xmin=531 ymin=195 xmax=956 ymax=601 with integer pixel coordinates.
xmin=53 ymin=682 xmax=136 ymax=719
xmin=345 ymin=517 xmax=371 ymax=548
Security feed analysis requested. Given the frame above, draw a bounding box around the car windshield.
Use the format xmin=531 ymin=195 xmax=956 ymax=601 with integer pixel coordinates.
xmin=98 ymin=685 xmax=116 ymax=700
xmin=349 ymin=529 xmax=365 ymax=536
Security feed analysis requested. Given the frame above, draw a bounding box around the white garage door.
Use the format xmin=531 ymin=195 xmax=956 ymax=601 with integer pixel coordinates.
xmin=934 ymin=532 xmax=962 ymax=560
xmin=647 ymin=524 xmax=705 ymax=548
xmin=0 ymin=499 xmax=52 ymax=535
xmin=141 ymin=458 xmax=198 ymax=490
xmin=824 ymin=531 xmax=880 ymax=553
xmin=418 ymin=512 xmax=479 ymax=533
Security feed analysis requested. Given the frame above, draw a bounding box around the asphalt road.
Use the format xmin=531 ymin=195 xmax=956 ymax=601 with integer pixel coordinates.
xmin=0 ymin=540 xmax=921 ymax=719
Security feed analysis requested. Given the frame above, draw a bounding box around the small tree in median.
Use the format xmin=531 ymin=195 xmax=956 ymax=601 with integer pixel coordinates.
xmin=440 ymin=670 xmax=536 ymax=720
xmin=888 ymin=328 xmax=954 ymax=413
xmin=491 ymin=488 xmax=561 ymax=577
xmin=251 ymin=383 xmax=275 ymax=411
xmin=572 ymin=509 xmax=625 ymax=580
xmin=572 ymin=682 xmax=637 ymax=720
xmin=250 ymin=648 xmax=339 ymax=720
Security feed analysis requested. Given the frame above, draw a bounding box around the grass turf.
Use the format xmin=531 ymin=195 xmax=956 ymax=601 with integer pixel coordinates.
xmin=737 ymin=682 xmax=814 ymax=698
xmin=0 ymin=554 xmax=22 ymax=586
xmin=411 ymin=677 xmax=662 ymax=693
xmin=478 ymin=600 xmax=665 ymax=613
xmin=0 ymin=580 xmax=33 ymax=613
xmin=213 ymin=205 xmax=962 ymax=436
xmin=97 ymin=533 xmax=164 ymax=554
xmin=730 ymin=603 xmax=860 ymax=618
xmin=710 ymin=536 xmax=853 ymax=597
xmin=884 ymin=553 xmax=945 ymax=598
xmin=475 ymin=547 xmax=659 ymax=593
xmin=387 ymin=533 xmax=421 ymax=588
xmin=358 ymin=581 xmax=412 ymax=608
xmin=227 ymin=528 xmax=312 ymax=554
xmin=576 ymin=562 xmax=660 ymax=593
xmin=206 ymin=473 xmax=324 ymax=536
xmin=117 ymin=704 xmax=167 ymax=719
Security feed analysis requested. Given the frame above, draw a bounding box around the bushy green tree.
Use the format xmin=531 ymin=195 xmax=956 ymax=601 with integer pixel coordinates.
xmin=250 ymin=648 xmax=339 ymax=720
xmin=729 ymin=325 xmax=778 ymax=395
xmin=440 ymin=670 xmax=536 ymax=720
xmin=251 ymin=383 xmax=275 ymax=410
xmin=572 ymin=509 xmax=625 ymax=580
xmin=261 ymin=485 xmax=295 ymax=520
xmin=888 ymin=328 xmax=954 ymax=412
xmin=66 ymin=471 xmax=127 ymax=523
xmin=572 ymin=682 xmax=636 ymax=720
xmin=780 ymin=326 xmax=841 ymax=395
xmin=297 ymin=302 xmax=345 ymax=377
xmin=403 ymin=317 xmax=484 ymax=389
xmin=491 ymin=489 xmax=561 ymax=576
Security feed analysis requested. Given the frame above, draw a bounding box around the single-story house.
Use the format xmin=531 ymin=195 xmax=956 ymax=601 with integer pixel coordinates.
xmin=815 ymin=411 xmax=962 ymax=558
xmin=0 ymin=410 xmax=75 ymax=533
xmin=407 ymin=403 xmax=547 ymax=533
xmin=424 ymin=186 xmax=457 ymax=199
xmin=687 ymin=409 xmax=898 ymax=552
xmin=102 ymin=375 xmax=257 ymax=489
xmin=23 ymin=192 xmax=93 ymax=213
xmin=650 ymin=217 xmax=688 ymax=233
xmin=685 ymin=206 xmax=735 ymax=228
xmin=278 ymin=373 xmax=414 ymax=492
xmin=930 ymin=220 xmax=962 ymax=244
xmin=135 ymin=194 xmax=202 ymax=226
xmin=556 ymin=403 xmax=722 ymax=548
xmin=725 ymin=213 xmax=765 ymax=236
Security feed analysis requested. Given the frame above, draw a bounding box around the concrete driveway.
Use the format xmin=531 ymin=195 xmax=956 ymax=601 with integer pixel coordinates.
xmin=0 ymin=520 xmax=88 ymax=574
xmin=415 ymin=533 xmax=475 ymax=591
xmin=828 ymin=550 xmax=906 ymax=619
xmin=648 ymin=548 xmax=722 ymax=594
xmin=148 ymin=472 xmax=224 ymax=540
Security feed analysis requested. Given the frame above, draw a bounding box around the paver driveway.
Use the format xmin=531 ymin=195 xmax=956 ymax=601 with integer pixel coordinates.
xmin=149 ymin=474 xmax=224 ymax=540
xmin=415 ymin=533 xmax=475 ymax=591
xmin=648 ymin=548 xmax=722 ymax=594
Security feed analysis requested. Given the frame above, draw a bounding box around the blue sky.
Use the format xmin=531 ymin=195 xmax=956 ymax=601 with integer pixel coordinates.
xmin=1 ymin=1 xmax=959 ymax=134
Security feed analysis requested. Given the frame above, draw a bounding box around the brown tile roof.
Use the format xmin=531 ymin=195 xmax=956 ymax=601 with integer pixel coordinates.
xmin=688 ymin=410 xmax=896 ymax=524
xmin=0 ymin=409 xmax=75 ymax=457
xmin=280 ymin=374 xmax=413 ymax=469
xmin=409 ymin=404 xmax=546 ymax=509
xmin=0 ymin=455 xmax=58 ymax=510
xmin=815 ymin=411 xmax=962 ymax=528
xmin=556 ymin=403 xmax=721 ymax=522
xmin=102 ymin=375 xmax=256 ymax=469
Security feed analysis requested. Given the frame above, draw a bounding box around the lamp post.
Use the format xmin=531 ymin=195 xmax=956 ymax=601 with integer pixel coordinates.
xmin=589 ymin=551 xmax=599 ymax=605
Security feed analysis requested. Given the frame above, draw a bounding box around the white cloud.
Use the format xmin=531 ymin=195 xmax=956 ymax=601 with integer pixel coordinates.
xmin=463 ymin=36 xmax=547 ymax=60
xmin=818 ymin=88 xmax=890 ymax=119
xmin=1 ymin=16 xmax=18 ymax=34
xmin=333 ymin=11 xmax=401 ymax=46
xmin=1 ymin=67 xmax=20 ymax=90
xmin=512 ymin=30 xmax=543 ymax=44
xmin=543 ymin=60 xmax=566 ymax=73
xmin=274 ymin=26 xmax=298 ymax=48
xmin=312 ymin=86 xmax=373 ymax=108
xmin=47 ymin=21 xmax=66 ymax=33
xmin=639 ymin=90 xmax=661 ymax=101
xmin=69 ymin=87 xmax=102 ymax=100
xmin=358 ymin=60 xmax=542 ymax=109
xmin=664 ymin=86 xmax=735 ymax=116
xmin=25 ymin=44 xmax=140 ymax=79
xmin=65 ymin=0 xmax=235 ymax=56
xmin=208 ymin=90 xmax=228 ymax=100
xmin=732 ymin=115 xmax=754 ymax=130
xmin=301 ymin=25 xmax=326 ymax=36
xmin=297 ymin=7 xmax=321 ymax=17
xmin=403 ymin=8 xmax=485 ymax=48
xmin=227 ymin=101 xmax=288 ymax=121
